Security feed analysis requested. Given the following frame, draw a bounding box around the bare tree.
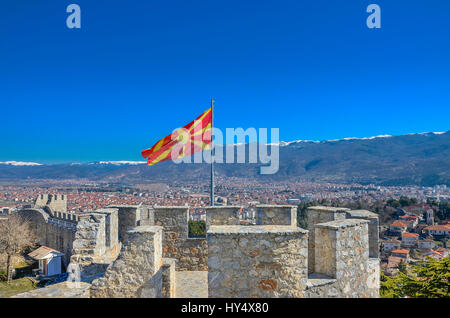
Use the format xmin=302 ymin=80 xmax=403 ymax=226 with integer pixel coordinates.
xmin=0 ymin=214 xmax=36 ymax=283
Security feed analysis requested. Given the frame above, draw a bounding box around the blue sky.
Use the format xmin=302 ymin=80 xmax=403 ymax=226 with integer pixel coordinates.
xmin=0 ymin=0 xmax=449 ymax=163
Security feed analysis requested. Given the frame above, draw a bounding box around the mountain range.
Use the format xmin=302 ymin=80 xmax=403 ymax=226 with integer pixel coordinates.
xmin=0 ymin=131 xmax=449 ymax=186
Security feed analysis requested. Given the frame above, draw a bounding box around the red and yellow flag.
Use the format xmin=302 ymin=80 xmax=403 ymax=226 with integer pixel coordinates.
xmin=141 ymin=107 xmax=212 ymax=166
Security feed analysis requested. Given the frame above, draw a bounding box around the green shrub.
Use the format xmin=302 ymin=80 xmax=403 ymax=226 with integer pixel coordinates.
xmin=188 ymin=220 xmax=206 ymax=238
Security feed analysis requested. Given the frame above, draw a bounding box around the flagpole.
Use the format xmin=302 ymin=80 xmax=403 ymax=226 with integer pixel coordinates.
xmin=210 ymin=97 xmax=215 ymax=206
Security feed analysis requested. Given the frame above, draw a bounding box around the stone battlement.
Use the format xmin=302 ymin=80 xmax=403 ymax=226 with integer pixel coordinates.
xmin=15 ymin=203 xmax=380 ymax=298
xmin=35 ymin=193 xmax=67 ymax=213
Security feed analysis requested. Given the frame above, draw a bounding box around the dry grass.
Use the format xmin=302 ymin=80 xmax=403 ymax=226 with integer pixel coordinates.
xmin=0 ymin=277 xmax=37 ymax=298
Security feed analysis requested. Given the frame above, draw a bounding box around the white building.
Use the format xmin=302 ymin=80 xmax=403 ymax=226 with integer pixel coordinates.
xmin=417 ymin=239 xmax=435 ymax=250
xmin=383 ymin=239 xmax=401 ymax=252
xmin=401 ymin=232 xmax=419 ymax=247
xmin=28 ymin=246 xmax=64 ymax=277
xmin=423 ymin=224 xmax=450 ymax=237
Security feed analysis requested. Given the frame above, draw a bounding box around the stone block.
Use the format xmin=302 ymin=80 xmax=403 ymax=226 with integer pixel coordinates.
xmin=256 ymin=205 xmax=297 ymax=226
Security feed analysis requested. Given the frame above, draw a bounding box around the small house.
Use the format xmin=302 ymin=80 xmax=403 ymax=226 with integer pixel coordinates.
xmin=401 ymin=232 xmax=419 ymax=247
xmin=390 ymin=221 xmax=407 ymax=234
xmin=383 ymin=239 xmax=401 ymax=252
xmin=417 ymin=239 xmax=435 ymax=250
xmin=28 ymin=246 xmax=64 ymax=277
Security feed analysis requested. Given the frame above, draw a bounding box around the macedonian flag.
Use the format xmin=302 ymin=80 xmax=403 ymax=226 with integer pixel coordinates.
xmin=141 ymin=107 xmax=212 ymax=166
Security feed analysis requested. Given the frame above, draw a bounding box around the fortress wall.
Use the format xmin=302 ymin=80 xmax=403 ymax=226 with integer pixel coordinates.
xmin=19 ymin=208 xmax=76 ymax=266
xmin=113 ymin=206 xmax=141 ymax=241
xmin=34 ymin=194 xmax=67 ymax=213
xmin=306 ymin=206 xmax=348 ymax=273
xmin=69 ymin=209 xmax=121 ymax=283
xmin=97 ymin=208 xmax=119 ymax=249
xmin=71 ymin=214 xmax=106 ymax=262
xmin=90 ymin=226 xmax=163 ymax=298
xmin=154 ymin=207 xmax=207 ymax=271
xmin=206 ymin=206 xmax=242 ymax=229
xmin=256 ymin=205 xmax=297 ymax=226
xmin=366 ymin=258 xmax=380 ymax=298
xmin=207 ymin=225 xmax=308 ymax=298
xmin=161 ymin=258 xmax=176 ymax=298
xmin=139 ymin=206 xmax=154 ymax=225
xmin=46 ymin=222 xmax=76 ymax=266
xmin=345 ymin=210 xmax=380 ymax=258
xmin=34 ymin=194 xmax=49 ymax=208
xmin=48 ymin=194 xmax=67 ymax=213
xmin=111 ymin=205 xmax=155 ymax=241
xmin=314 ymin=219 xmax=371 ymax=297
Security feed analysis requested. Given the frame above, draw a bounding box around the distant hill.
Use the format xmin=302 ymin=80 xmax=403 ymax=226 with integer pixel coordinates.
xmin=0 ymin=131 xmax=449 ymax=186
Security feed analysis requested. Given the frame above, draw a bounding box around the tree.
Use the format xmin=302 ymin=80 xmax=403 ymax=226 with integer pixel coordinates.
xmin=188 ymin=220 xmax=206 ymax=237
xmin=0 ymin=214 xmax=36 ymax=283
xmin=297 ymin=201 xmax=319 ymax=230
xmin=381 ymin=257 xmax=450 ymax=298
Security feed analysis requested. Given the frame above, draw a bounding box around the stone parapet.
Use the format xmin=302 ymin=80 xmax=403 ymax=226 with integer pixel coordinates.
xmin=314 ymin=219 xmax=370 ymax=297
xmin=207 ymin=225 xmax=308 ymax=298
xmin=345 ymin=210 xmax=380 ymax=258
xmin=90 ymin=226 xmax=163 ymax=298
xmin=205 ymin=206 xmax=242 ymax=228
xmin=306 ymin=206 xmax=348 ymax=273
xmin=161 ymin=258 xmax=176 ymax=298
xmin=256 ymin=205 xmax=297 ymax=226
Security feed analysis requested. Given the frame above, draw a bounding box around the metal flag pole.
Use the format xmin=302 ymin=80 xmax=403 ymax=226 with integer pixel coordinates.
xmin=210 ymin=97 xmax=215 ymax=206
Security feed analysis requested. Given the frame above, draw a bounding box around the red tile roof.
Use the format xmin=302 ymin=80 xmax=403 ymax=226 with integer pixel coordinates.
xmin=424 ymin=224 xmax=450 ymax=231
xmin=391 ymin=221 xmax=407 ymax=227
xmin=28 ymin=246 xmax=63 ymax=259
xmin=402 ymin=233 xmax=419 ymax=238
xmin=392 ymin=249 xmax=410 ymax=254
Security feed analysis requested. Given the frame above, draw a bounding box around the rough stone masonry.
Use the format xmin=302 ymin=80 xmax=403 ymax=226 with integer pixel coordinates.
xmin=14 ymin=197 xmax=380 ymax=298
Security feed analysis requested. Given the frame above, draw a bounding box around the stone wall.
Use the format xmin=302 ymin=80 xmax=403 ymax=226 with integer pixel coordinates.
xmin=345 ymin=210 xmax=380 ymax=258
xmin=111 ymin=205 xmax=140 ymax=241
xmin=19 ymin=208 xmax=77 ymax=266
xmin=208 ymin=225 xmax=308 ymax=298
xmin=154 ymin=207 xmax=207 ymax=271
xmin=110 ymin=205 xmax=155 ymax=241
xmin=306 ymin=206 xmax=348 ymax=273
xmin=161 ymin=258 xmax=176 ymax=298
xmin=90 ymin=226 xmax=163 ymax=298
xmin=367 ymin=258 xmax=380 ymax=298
xmin=206 ymin=206 xmax=242 ymax=229
xmin=34 ymin=194 xmax=67 ymax=213
xmin=68 ymin=209 xmax=121 ymax=283
xmin=256 ymin=205 xmax=297 ymax=226
xmin=207 ymin=205 xmax=380 ymax=298
xmin=314 ymin=219 xmax=371 ymax=297
xmin=15 ymin=203 xmax=380 ymax=298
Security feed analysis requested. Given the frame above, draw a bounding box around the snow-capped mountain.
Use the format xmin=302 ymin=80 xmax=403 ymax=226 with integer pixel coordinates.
xmin=0 ymin=161 xmax=42 ymax=166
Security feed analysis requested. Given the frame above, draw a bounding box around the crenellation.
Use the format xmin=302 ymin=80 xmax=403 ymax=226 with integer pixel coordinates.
xmin=14 ymin=203 xmax=380 ymax=298
xmin=345 ymin=209 xmax=380 ymax=258
xmin=154 ymin=206 xmax=207 ymax=271
xmin=256 ymin=205 xmax=297 ymax=226
xmin=306 ymin=206 xmax=348 ymax=273
xmin=205 ymin=206 xmax=242 ymax=229
xmin=207 ymin=225 xmax=309 ymax=298
xmin=90 ymin=226 xmax=163 ymax=298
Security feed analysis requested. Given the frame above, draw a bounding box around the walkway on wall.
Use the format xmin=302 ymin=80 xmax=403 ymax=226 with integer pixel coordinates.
xmin=175 ymin=271 xmax=208 ymax=298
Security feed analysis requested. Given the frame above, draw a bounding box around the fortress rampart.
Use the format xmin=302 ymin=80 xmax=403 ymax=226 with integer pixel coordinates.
xmin=19 ymin=200 xmax=78 ymax=266
xmin=206 ymin=205 xmax=379 ymax=298
xmin=34 ymin=194 xmax=68 ymax=213
xmin=109 ymin=205 xmax=207 ymax=271
xmin=15 ymin=197 xmax=380 ymax=298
